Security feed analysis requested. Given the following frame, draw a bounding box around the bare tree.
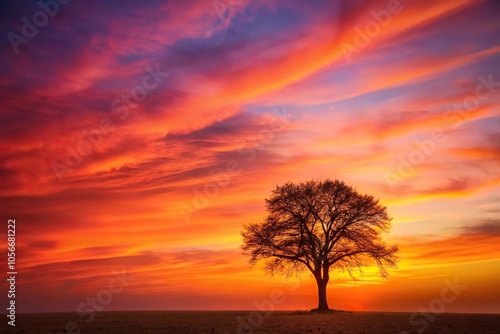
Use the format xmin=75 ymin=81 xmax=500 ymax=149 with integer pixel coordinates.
xmin=241 ymin=179 xmax=399 ymax=310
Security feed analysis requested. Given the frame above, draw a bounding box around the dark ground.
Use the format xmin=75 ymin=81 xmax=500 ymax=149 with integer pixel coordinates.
xmin=1 ymin=311 xmax=499 ymax=334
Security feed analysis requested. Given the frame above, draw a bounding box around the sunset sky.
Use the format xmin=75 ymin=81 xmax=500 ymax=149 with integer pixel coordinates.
xmin=0 ymin=0 xmax=499 ymax=314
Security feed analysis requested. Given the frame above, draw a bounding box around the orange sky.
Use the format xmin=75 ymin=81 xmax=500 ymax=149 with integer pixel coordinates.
xmin=0 ymin=0 xmax=499 ymax=313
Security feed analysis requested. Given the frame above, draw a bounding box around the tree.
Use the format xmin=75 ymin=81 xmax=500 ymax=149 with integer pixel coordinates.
xmin=241 ymin=179 xmax=399 ymax=310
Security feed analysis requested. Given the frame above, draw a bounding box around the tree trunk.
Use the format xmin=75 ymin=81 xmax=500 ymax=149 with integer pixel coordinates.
xmin=316 ymin=278 xmax=329 ymax=310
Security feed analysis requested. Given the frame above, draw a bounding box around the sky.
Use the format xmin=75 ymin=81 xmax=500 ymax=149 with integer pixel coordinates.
xmin=0 ymin=0 xmax=499 ymax=314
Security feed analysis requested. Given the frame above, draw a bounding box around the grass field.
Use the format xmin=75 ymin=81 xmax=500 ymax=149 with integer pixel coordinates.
xmin=3 ymin=311 xmax=499 ymax=334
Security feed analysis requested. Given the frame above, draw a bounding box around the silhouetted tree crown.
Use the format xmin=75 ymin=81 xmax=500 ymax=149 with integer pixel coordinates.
xmin=241 ymin=179 xmax=399 ymax=310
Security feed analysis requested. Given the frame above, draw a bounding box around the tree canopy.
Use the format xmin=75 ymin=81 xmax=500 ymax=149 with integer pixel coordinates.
xmin=241 ymin=179 xmax=399 ymax=310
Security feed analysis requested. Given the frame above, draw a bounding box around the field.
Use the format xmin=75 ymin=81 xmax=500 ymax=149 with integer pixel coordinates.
xmin=3 ymin=311 xmax=499 ymax=334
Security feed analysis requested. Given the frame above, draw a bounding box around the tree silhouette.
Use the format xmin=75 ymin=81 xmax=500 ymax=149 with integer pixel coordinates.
xmin=241 ymin=179 xmax=399 ymax=310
